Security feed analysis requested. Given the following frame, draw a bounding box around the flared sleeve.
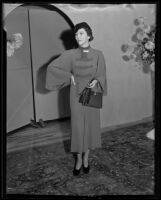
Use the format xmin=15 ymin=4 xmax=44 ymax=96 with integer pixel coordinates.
xmin=95 ymin=50 xmax=107 ymax=96
xmin=46 ymin=50 xmax=72 ymax=90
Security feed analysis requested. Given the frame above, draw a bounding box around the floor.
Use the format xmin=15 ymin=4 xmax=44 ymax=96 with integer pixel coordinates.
xmin=6 ymin=117 xmax=155 ymax=196
xmin=7 ymin=118 xmax=71 ymax=153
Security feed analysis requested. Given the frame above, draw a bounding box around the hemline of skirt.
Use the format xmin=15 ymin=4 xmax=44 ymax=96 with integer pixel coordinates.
xmin=70 ymin=145 xmax=102 ymax=154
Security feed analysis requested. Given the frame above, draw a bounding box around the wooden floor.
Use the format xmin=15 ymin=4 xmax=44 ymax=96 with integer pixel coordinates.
xmin=7 ymin=116 xmax=153 ymax=153
xmin=7 ymin=118 xmax=71 ymax=153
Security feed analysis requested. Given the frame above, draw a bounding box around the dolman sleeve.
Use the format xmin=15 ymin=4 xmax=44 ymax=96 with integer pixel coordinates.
xmin=46 ymin=50 xmax=72 ymax=90
xmin=95 ymin=50 xmax=107 ymax=96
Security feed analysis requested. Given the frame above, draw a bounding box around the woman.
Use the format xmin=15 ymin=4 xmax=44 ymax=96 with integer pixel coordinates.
xmin=46 ymin=22 xmax=107 ymax=176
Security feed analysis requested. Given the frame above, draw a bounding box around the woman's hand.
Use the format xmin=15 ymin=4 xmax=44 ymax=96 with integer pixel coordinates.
xmin=71 ymin=75 xmax=76 ymax=85
xmin=87 ymin=79 xmax=98 ymax=88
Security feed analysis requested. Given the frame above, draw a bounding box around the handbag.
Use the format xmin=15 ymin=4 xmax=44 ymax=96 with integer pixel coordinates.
xmin=79 ymin=80 xmax=103 ymax=109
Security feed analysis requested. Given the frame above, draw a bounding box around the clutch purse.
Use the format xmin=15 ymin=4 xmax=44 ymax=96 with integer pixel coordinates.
xmin=79 ymin=80 xmax=103 ymax=109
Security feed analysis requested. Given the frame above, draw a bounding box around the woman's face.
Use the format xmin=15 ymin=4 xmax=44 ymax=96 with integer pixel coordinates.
xmin=75 ymin=28 xmax=90 ymax=47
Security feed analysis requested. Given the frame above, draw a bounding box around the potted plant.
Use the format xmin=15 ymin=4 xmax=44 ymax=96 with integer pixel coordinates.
xmin=121 ymin=17 xmax=155 ymax=140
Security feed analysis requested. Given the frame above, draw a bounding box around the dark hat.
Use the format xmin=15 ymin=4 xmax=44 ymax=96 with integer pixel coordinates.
xmin=74 ymin=22 xmax=94 ymax=41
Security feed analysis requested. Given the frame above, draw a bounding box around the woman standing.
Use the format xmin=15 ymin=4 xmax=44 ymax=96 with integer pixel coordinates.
xmin=46 ymin=22 xmax=107 ymax=176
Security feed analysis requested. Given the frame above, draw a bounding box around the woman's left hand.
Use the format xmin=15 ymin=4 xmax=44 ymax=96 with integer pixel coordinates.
xmin=87 ymin=79 xmax=98 ymax=88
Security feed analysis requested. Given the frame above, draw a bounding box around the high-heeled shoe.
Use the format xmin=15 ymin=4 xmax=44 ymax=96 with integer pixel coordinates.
xmin=73 ymin=165 xmax=82 ymax=176
xmin=83 ymin=164 xmax=90 ymax=174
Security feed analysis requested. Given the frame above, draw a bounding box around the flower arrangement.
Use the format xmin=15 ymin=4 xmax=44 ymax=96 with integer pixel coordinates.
xmin=7 ymin=33 xmax=23 ymax=57
xmin=121 ymin=17 xmax=155 ymax=73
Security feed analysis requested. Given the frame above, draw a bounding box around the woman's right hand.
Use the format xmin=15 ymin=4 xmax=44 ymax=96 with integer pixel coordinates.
xmin=71 ymin=75 xmax=76 ymax=85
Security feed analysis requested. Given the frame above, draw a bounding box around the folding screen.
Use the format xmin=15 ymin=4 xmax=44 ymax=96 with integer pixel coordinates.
xmin=28 ymin=5 xmax=74 ymax=122
xmin=5 ymin=5 xmax=74 ymax=132
xmin=6 ymin=6 xmax=34 ymax=132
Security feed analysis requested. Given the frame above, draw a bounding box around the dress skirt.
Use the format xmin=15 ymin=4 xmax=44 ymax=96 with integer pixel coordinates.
xmin=70 ymin=84 xmax=101 ymax=153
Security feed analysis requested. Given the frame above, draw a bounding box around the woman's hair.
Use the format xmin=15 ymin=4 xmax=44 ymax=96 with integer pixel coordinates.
xmin=74 ymin=22 xmax=94 ymax=41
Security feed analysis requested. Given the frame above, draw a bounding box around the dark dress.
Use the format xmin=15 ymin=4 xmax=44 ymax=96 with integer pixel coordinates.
xmin=46 ymin=46 xmax=107 ymax=153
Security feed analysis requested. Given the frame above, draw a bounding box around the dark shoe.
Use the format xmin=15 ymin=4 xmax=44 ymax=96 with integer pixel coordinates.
xmin=73 ymin=166 xmax=82 ymax=176
xmin=83 ymin=165 xmax=90 ymax=174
